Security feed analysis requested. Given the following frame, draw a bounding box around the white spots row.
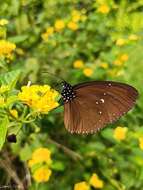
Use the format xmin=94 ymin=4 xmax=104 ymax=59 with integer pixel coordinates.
xmin=70 ymin=127 xmax=102 ymax=134
xmin=108 ymin=83 xmax=112 ymax=86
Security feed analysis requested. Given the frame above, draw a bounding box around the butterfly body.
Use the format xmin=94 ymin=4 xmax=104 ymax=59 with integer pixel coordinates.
xmin=61 ymin=81 xmax=76 ymax=103
xmin=61 ymin=81 xmax=138 ymax=134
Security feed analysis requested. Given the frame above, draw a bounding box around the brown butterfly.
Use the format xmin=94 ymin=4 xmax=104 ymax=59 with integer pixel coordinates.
xmin=61 ymin=81 xmax=138 ymax=134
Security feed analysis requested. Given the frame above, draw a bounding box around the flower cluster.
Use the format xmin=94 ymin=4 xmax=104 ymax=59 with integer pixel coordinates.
xmin=18 ymin=84 xmax=59 ymax=114
xmin=73 ymin=59 xmax=94 ymax=77
xmin=74 ymin=173 xmax=104 ymax=190
xmin=41 ymin=9 xmax=87 ymax=41
xmin=116 ymin=34 xmax=139 ymax=46
xmin=0 ymin=40 xmax=16 ymax=58
xmin=28 ymin=147 xmax=52 ymax=183
xmin=113 ymin=53 xmax=129 ymax=67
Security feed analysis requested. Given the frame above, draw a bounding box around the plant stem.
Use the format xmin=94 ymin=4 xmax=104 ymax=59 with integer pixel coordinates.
xmin=47 ymin=138 xmax=83 ymax=161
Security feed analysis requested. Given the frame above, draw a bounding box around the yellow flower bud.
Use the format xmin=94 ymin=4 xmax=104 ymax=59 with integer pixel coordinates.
xmin=74 ymin=181 xmax=89 ymax=190
xmin=114 ymin=126 xmax=128 ymax=140
xmin=33 ymin=167 xmax=52 ymax=183
xmin=67 ymin=21 xmax=78 ymax=31
xmin=98 ymin=4 xmax=110 ymax=14
xmin=83 ymin=68 xmax=93 ymax=77
xmin=73 ymin=60 xmax=84 ymax=69
xmin=89 ymin=173 xmax=104 ymax=188
xmin=54 ymin=19 xmax=65 ymax=31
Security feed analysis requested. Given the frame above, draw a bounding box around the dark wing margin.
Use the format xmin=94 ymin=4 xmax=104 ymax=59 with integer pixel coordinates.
xmin=64 ymin=81 xmax=138 ymax=134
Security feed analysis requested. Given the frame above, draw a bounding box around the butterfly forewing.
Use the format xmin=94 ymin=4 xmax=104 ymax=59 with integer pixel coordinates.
xmin=64 ymin=81 xmax=138 ymax=134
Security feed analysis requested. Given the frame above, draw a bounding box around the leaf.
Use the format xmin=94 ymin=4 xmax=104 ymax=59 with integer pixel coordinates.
xmin=6 ymin=95 xmax=18 ymax=106
xmin=0 ymin=70 xmax=21 ymax=89
xmin=8 ymin=35 xmax=28 ymax=43
xmin=101 ymin=128 xmax=115 ymax=142
xmin=51 ymin=161 xmax=65 ymax=171
xmin=20 ymin=143 xmax=32 ymax=161
xmin=8 ymin=123 xmax=22 ymax=135
xmin=0 ymin=116 xmax=9 ymax=150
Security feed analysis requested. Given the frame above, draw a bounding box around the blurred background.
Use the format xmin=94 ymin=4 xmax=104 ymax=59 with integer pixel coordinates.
xmin=0 ymin=0 xmax=143 ymax=189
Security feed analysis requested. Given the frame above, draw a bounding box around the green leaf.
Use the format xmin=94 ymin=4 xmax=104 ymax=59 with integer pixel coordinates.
xmin=8 ymin=35 xmax=28 ymax=43
xmin=20 ymin=143 xmax=32 ymax=161
xmin=0 ymin=116 xmax=9 ymax=150
xmin=0 ymin=70 xmax=21 ymax=89
xmin=101 ymin=128 xmax=115 ymax=142
xmin=51 ymin=161 xmax=65 ymax=171
xmin=8 ymin=123 xmax=22 ymax=135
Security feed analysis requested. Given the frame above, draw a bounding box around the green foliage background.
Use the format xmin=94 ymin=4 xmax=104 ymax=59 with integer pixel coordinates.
xmin=0 ymin=0 xmax=143 ymax=189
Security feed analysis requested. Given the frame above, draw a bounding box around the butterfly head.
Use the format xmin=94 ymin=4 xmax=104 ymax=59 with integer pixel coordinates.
xmin=61 ymin=81 xmax=76 ymax=103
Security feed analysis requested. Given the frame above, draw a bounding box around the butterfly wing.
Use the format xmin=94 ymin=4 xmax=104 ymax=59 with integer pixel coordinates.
xmin=64 ymin=81 xmax=138 ymax=134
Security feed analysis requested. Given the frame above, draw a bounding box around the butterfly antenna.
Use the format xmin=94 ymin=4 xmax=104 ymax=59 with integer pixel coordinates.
xmin=41 ymin=70 xmax=65 ymax=82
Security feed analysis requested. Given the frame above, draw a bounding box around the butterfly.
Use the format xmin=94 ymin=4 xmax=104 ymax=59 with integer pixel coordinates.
xmin=60 ymin=81 xmax=138 ymax=134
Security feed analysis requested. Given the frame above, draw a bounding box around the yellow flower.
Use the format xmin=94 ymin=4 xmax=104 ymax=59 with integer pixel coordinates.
xmin=18 ymin=85 xmax=59 ymax=113
xmin=113 ymin=126 xmax=128 ymax=140
xmin=0 ymin=40 xmax=16 ymax=57
xmin=116 ymin=38 xmax=126 ymax=46
xmin=83 ymin=68 xmax=93 ymax=77
xmin=139 ymin=137 xmax=143 ymax=150
xmin=67 ymin=21 xmax=78 ymax=31
xmin=113 ymin=59 xmax=123 ymax=66
xmin=10 ymin=109 xmax=18 ymax=118
xmin=100 ymin=62 xmax=109 ymax=69
xmin=41 ymin=32 xmax=49 ymax=41
xmin=46 ymin=27 xmax=54 ymax=35
xmin=89 ymin=173 xmax=104 ymax=189
xmin=73 ymin=60 xmax=84 ymax=68
xmin=28 ymin=147 xmax=52 ymax=168
xmin=0 ymin=19 xmax=9 ymax=26
xmin=32 ymin=148 xmax=52 ymax=164
xmin=71 ymin=10 xmax=81 ymax=22
xmin=129 ymin=34 xmax=139 ymax=41
xmin=74 ymin=181 xmax=89 ymax=190
xmin=33 ymin=167 xmax=52 ymax=183
xmin=54 ymin=19 xmax=65 ymax=31
xmin=41 ymin=27 xmax=54 ymax=41
xmin=119 ymin=54 xmax=129 ymax=62
xmin=98 ymin=4 xmax=110 ymax=14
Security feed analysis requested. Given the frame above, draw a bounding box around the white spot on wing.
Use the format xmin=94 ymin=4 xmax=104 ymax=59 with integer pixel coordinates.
xmin=100 ymin=98 xmax=105 ymax=103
